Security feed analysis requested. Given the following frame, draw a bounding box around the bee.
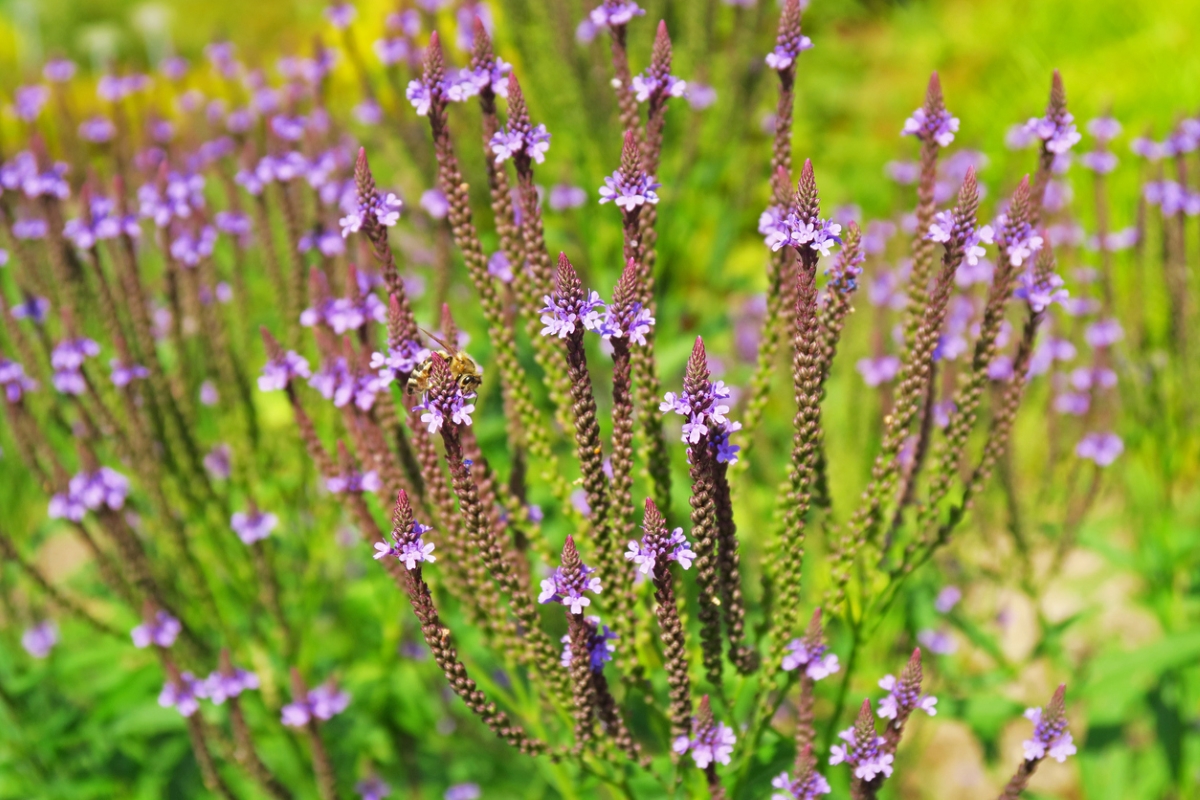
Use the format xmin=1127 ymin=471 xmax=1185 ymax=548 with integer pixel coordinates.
xmin=405 ymin=328 xmax=483 ymax=397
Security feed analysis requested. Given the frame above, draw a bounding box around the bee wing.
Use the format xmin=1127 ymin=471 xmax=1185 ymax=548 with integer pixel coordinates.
xmin=417 ymin=326 xmax=456 ymax=354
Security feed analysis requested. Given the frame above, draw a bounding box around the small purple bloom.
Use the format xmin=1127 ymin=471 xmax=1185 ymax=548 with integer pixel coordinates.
xmin=159 ymin=672 xmax=204 ymax=717
xmin=1087 ymin=116 xmax=1122 ymax=143
xmin=902 ymin=106 xmax=960 ymax=147
xmin=686 ymin=82 xmax=717 ymax=110
xmin=781 ymin=639 xmax=840 ymax=681
xmin=625 ymin=526 xmax=695 ymax=574
xmin=1013 ymin=267 xmax=1068 ymax=313
xmin=829 ymin=724 xmax=893 ymax=782
xmin=539 ymin=290 xmax=605 ymax=339
xmin=1085 ymin=318 xmax=1123 ymax=349
xmin=21 ymin=621 xmax=58 ymax=658
xmin=856 ymin=355 xmax=900 ymax=387
xmin=560 ymin=615 xmax=617 ymax=672
xmin=1 ymin=359 xmax=38 ymax=402
xmin=631 ymin=70 xmax=686 ymax=103
xmin=444 ymin=785 xmax=481 ymax=800
xmin=132 ymin=611 xmax=182 ymax=649
xmin=43 ymin=58 xmax=77 ymax=83
xmin=1076 ymin=432 xmax=1123 ymax=466
xmin=539 ymin=560 xmax=602 ymax=614
xmin=326 ymin=2 xmax=356 ymax=29
xmin=201 ymin=667 xmax=259 ymax=704
xmin=589 ymin=1 xmax=645 ymax=28
xmin=110 ymin=360 xmax=150 ymax=387
xmin=419 ymin=188 xmax=449 ymax=220
xmin=282 ymin=681 xmax=350 ymax=727
xmin=934 ymin=585 xmax=962 ymax=613
xmin=549 ymin=184 xmax=588 ymax=211
xmin=231 ymin=510 xmax=278 ymax=544
xmin=599 ymin=171 xmax=660 ymax=210
xmin=259 ymin=351 xmax=311 ymax=391
xmin=375 ymin=518 xmax=436 ymax=571
xmin=356 ymin=776 xmax=392 ymax=800
xmin=370 ymin=339 xmax=432 ymax=384
xmin=877 ymin=673 xmax=938 ymax=722
xmin=917 ymin=628 xmax=956 ymax=655
xmin=1025 ymin=111 xmax=1083 ymax=155
xmin=326 ymin=470 xmax=382 ymax=494
xmin=204 ymin=444 xmax=233 ymax=480
xmin=673 ymin=718 xmax=736 ymax=769
xmin=771 ymin=769 xmax=832 ymax=800
xmin=489 ymin=124 xmax=551 ymax=165
xmin=1022 ymin=702 xmax=1077 ymax=763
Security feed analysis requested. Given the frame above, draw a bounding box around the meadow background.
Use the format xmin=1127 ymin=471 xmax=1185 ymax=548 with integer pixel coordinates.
xmin=1 ymin=0 xmax=1199 ymax=798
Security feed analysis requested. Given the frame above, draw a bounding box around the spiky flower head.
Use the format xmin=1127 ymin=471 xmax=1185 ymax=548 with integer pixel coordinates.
xmin=540 ymin=253 xmax=605 ymax=339
xmin=592 ymin=258 xmax=655 ymax=343
xmin=771 ymin=746 xmax=832 ymax=800
xmin=539 ymin=535 xmax=603 ymax=614
xmin=374 ymin=490 xmax=436 ymax=570
xmin=660 ymin=337 xmax=742 ymax=462
xmin=767 ymin=161 xmax=842 ymax=257
xmin=626 ymin=513 xmax=696 ymax=575
xmin=877 ymin=648 xmax=938 ymax=723
xmin=926 ymin=168 xmax=992 ymax=267
xmin=1023 ymin=71 xmax=1081 ymax=154
xmin=1014 ymin=242 xmax=1068 ymax=312
xmin=901 ymin=72 xmax=959 ymax=147
xmin=781 ymin=608 xmax=840 ymax=680
xmin=489 ymin=74 xmax=551 ymax=165
xmin=766 ymin=0 xmax=813 ymax=71
xmin=829 ymin=700 xmax=894 ymax=781
xmin=600 ymin=130 xmax=661 ymax=210
xmin=1022 ymin=685 xmax=1076 ymax=763
xmin=413 ymin=352 xmax=476 ymax=434
xmin=632 ymin=22 xmax=686 ymax=103
xmin=824 ymin=221 xmax=865 ymax=294
xmin=992 ymin=178 xmax=1044 ymax=267
xmin=672 ymin=695 xmax=737 ymax=769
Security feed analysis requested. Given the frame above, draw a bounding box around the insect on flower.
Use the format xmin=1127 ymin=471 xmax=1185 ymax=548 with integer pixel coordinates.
xmin=405 ymin=327 xmax=483 ymax=397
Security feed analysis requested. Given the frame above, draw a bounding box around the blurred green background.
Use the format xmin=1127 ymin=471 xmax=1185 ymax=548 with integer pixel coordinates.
xmin=2 ymin=0 xmax=1200 ymax=798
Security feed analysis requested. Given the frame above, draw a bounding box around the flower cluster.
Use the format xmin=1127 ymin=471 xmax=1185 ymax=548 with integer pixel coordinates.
xmin=631 ymin=69 xmax=686 ymax=103
xmin=374 ymin=518 xmax=437 ymax=571
xmin=538 ymin=560 xmax=603 ymax=615
xmin=489 ymin=123 xmax=551 ymax=165
xmin=138 ymin=172 xmax=206 ymax=227
xmin=48 ymin=467 xmax=130 ymax=522
xmin=1024 ymin=111 xmax=1083 ymax=154
xmin=63 ymin=198 xmax=140 ymax=249
xmin=170 ymin=226 xmax=218 ymax=267
xmin=370 ymin=340 xmax=432 ymax=384
xmin=159 ymin=672 xmax=204 ymax=717
xmin=770 ymin=770 xmax=832 ymax=800
xmin=992 ymin=212 xmax=1045 ymax=267
xmin=1022 ymin=695 xmax=1077 ymax=763
xmin=598 ymin=170 xmax=660 ymax=211
xmin=901 ymin=106 xmax=960 ymax=147
xmin=132 ymin=611 xmax=182 ymax=649
xmin=765 ymin=211 xmax=843 ymax=257
xmin=405 ymin=63 xmax=510 ymax=116
xmin=661 ymin=380 xmax=741 ymax=463
xmin=1014 ymin=267 xmax=1069 ymax=313
xmin=308 ymin=358 xmax=384 ymax=411
xmin=1076 ymin=431 xmax=1123 ymax=467
xmin=231 ymin=510 xmax=278 ymax=545
xmin=588 ymin=0 xmax=645 ymax=28
xmin=339 ymin=191 xmax=402 ymax=237
xmin=110 ymin=360 xmax=150 ymax=387
xmin=829 ymin=725 xmax=893 ymax=782
xmin=21 ymin=621 xmax=58 ymax=659
xmin=876 ymin=674 xmax=938 ymax=722
xmin=673 ymin=712 xmax=736 ymax=769
xmin=202 ymin=667 xmax=260 ymax=704
xmin=592 ymin=299 xmax=655 ymax=345
xmin=625 ymin=526 xmax=696 ymax=574
xmin=781 ymin=639 xmax=840 ymax=680
xmin=0 ymin=360 xmax=38 ymax=402
xmin=50 ymin=338 xmax=100 ymax=395
xmin=258 ymin=350 xmax=311 ymax=391
xmin=300 ymin=294 xmax=386 ymax=334
xmin=539 ymin=289 xmax=604 ymax=339
xmin=415 ymin=391 xmax=476 ymax=434
xmin=560 ymin=616 xmax=617 ymax=672
xmin=927 ymin=210 xmax=993 ymax=266
xmin=282 ymin=682 xmax=350 ymax=727
xmin=325 ymin=469 xmax=382 ymax=494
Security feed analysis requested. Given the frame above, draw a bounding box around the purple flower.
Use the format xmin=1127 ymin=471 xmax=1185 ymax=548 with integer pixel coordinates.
xmin=282 ymin=681 xmax=350 ymax=727
xmin=444 ymin=785 xmax=481 ymax=800
xmin=14 ymin=85 xmax=49 ymax=122
xmin=539 ymin=289 xmax=605 ymax=339
xmin=771 ymin=769 xmax=832 ymax=800
xmin=259 ymin=350 xmax=311 ymax=391
xmin=660 ymin=379 xmax=741 ymax=460
xmin=374 ymin=518 xmax=436 ymax=571
xmin=159 ymin=672 xmax=204 ymax=717
xmin=204 ymin=444 xmax=233 ymax=480
xmin=1076 ymin=432 xmax=1123 ymax=466
xmin=132 ymin=611 xmax=182 ymax=649
xmin=12 ymin=217 xmax=48 ymax=240
xmin=1054 ymin=392 xmax=1090 ymax=416
xmin=43 ymin=58 xmax=77 ymax=82
xmin=1022 ymin=701 xmax=1076 ymax=763
xmin=1084 ymin=318 xmax=1123 ymax=348
xmin=270 ymin=114 xmax=307 ymax=141
xmin=538 ymin=560 xmax=602 ymax=614
xmin=917 ymin=628 xmax=956 ymax=655
xmin=631 ymin=70 xmax=686 ymax=103
xmin=110 ymin=360 xmax=150 ymax=387
xmin=885 ymin=160 xmax=921 ymax=184
xmin=549 ymin=184 xmax=588 ymax=211
xmin=686 ymin=82 xmax=717 ymax=110
xmin=1025 ymin=111 xmax=1082 ymax=155
xmin=325 ymin=2 xmax=356 ymax=29
xmin=1 ymin=359 xmax=38 ymax=402
xmin=375 ymin=37 xmax=411 ymax=67
xmin=231 ymin=510 xmax=278 ymax=544
xmin=829 ymin=724 xmax=894 ymax=781
xmin=201 ymin=667 xmax=259 ymax=704
xmin=598 ymin=171 xmax=660 ymax=210
xmin=856 ymin=355 xmax=900 ymax=387
xmin=560 ymin=615 xmax=617 ymax=672
xmin=673 ymin=717 xmax=736 ymax=769
xmin=934 ymin=585 xmax=961 ymax=613
xmin=766 ymin=212 xmax=843 ymax=257
xmin=1080 ymin=150 xmax=1118 ymax=174
xmin=419 ymin=188 xmax=450 ymax=219
xmin=902 ymin=106 xmax=960 ymax=147
xmin=589 ymin=0 xmax=645 ymax=28
xmin=877 ymin=673 xmax=938 ymax=722
xmin=594 ymin=298 xmax=655 ymax=345
xmin=625 ymin=526 xmax=695 ymax=574
xmin=79 ymin=116 xmax=117 ymax=142
xmin=781 ymin=639 xmax=840 ymax=681
xmin=489 ymin=124 xmax=551 ymax=165
xmin=301 ymin=295 xmax=386 ymax=334
xmin=356 ymin=776 xmax=392 ymax=800
xmin=1013 ymin=267 xmax=1068 ymax=313
xmin=765 ymin=37 xmax=814 ymax=71
xmin=340 ymin=191 xmax=403 ymax=237
xmin=1087 ymin=116 xmax=1122 ymax=143
xmin=21 ymin=621 xmax=58 ymax=658
xmin=992 ymin=212 xmax=1044 ymax=268
xmin=370 ymin=339 xmax=432 ymax=384
xmin=326 ymin=470 xmax=382 ymax=494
